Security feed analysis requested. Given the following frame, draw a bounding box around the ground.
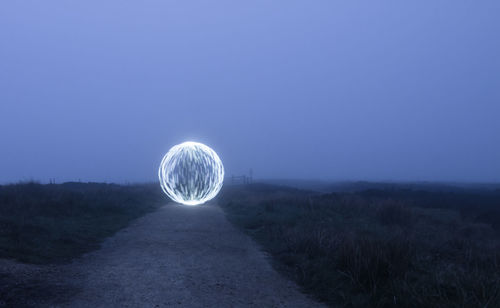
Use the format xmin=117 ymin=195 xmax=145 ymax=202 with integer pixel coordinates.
xmin=0 ymin=203 xmax=323 ymax=307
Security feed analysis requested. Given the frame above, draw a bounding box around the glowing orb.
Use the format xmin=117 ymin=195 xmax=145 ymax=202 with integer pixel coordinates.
xmin=158 ymin=141 xmax=224 ymax=206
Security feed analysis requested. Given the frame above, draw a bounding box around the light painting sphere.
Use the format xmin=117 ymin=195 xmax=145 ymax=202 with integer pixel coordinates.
xmin=158 ymin=141 xmax=224 ymax=206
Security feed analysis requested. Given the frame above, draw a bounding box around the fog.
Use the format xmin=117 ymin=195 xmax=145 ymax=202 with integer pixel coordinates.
xmin=1 ymin=1 xmax=499 ymax=183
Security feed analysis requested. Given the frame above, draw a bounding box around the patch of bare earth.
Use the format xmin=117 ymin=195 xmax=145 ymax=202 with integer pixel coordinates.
xmin=1 ymin=204 xmax=324 ymax=307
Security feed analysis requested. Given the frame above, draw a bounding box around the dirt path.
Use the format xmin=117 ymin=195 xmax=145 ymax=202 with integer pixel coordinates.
xmin=37 ymin=203 xmax=324 ymax=307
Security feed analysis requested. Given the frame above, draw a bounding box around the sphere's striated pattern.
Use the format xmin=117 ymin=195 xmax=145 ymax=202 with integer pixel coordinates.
xmin=158 ymin=142 xmax=224 ymax=206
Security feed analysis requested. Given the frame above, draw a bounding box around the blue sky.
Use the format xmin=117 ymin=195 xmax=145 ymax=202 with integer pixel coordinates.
xmin=1 ymin=1 xmax=499 ymax=183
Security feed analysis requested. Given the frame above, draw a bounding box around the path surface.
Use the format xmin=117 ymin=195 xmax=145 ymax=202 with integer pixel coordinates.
xmin=48 ymin=203 xmax=324 ymax=307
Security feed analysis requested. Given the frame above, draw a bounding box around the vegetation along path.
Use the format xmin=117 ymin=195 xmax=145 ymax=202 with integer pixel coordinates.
xmin=50 ymin=203 xmax=324 ymax=307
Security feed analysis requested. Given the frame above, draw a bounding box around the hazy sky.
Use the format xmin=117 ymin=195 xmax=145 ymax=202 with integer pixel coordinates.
xmin=1 ymin=1 xmax=499 ymax=183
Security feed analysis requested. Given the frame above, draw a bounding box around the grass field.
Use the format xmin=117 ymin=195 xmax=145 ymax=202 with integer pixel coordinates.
xmin=219 ymin=183 xmax=500 ymax=308
xmin=2 ymin=180 xmax=500 ymax=307
xmin=0 ymin=182 xmax=165 ymax=264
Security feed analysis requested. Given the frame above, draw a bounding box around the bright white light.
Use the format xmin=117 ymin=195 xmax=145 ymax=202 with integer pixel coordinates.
xmin=158 ymin=141 xmax=224 ymax=206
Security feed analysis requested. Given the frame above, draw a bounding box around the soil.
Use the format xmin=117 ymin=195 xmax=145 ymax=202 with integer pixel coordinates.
xmin=0 ymin=203 xmax=324 ymax=307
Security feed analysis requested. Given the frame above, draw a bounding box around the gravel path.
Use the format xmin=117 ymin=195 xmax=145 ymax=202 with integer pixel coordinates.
xmin=11 ymin=203 xmax=323 ymax=307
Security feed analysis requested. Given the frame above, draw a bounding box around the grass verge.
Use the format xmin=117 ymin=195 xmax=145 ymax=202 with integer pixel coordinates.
xmin=219 ymin=183 xmax=500 ymax=308
xmin=0 ymin=182 xmax=165 ymax=264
